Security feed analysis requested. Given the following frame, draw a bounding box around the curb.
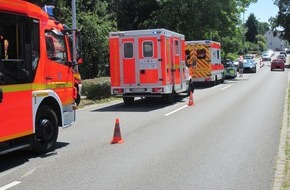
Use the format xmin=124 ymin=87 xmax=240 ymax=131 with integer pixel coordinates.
xmin=273 ymin=70 xmax=290 ymax=190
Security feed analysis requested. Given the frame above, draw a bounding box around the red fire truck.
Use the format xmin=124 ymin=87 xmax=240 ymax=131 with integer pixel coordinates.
xmin=0 ymin=0 xmax=81 ymax=154
xmin=109 ymin=28 xmax=193 ymax=105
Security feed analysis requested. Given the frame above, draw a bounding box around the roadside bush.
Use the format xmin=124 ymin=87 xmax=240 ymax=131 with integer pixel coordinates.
xmin=226 ymin=53 xmax=239 ymax=61
xmin=81 ymin=77 xmax=111 ymax=100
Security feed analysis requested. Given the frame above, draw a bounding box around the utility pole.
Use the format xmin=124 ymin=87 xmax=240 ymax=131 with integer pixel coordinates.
xmin=72 ymin=0 xmax=77 ymax=68
xmin=257 ymin=18 xmax=260 ymax=54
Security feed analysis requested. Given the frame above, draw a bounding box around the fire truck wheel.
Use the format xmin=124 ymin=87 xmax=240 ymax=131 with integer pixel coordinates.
xmin=75 ymin=93 xmax=81 ymax=106
xmin=123 ymin=97 xmax=134 ymax=105
xmin=30 ymin=105 xmax=59 ymax=154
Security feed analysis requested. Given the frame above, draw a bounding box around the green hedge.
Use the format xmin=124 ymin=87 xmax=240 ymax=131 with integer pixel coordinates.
xmin=81 ymin=77 xmax=111 ymax=100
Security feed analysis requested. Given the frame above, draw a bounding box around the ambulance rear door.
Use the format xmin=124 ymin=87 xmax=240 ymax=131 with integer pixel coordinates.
xmin=120 ymin=35 xmax=161 ymax=87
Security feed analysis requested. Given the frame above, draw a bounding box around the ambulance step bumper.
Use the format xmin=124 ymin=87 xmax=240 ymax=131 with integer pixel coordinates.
xmin=122 ymin=93 xmax=163 ymax=98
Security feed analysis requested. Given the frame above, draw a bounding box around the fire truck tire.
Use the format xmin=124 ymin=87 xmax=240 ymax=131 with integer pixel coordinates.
xmin=75 ymin=93 xmax=81 ymax=106
xmin=30 ymin=105 xmax=59 ymax=154
xmin=123 ymin=97 xmax=134 ymax=105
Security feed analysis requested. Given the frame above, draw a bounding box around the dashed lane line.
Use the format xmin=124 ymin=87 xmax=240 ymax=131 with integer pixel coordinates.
xmin=164 ymin=105 xmax=188 ymax=117
xmin=0 ymin=181 xmax=21 ymax=190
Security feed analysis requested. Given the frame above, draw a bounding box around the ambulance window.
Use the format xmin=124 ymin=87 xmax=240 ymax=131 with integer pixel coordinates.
xmin=143 ymin=41 xmax=153 ymax=57
xmin=124 ymin=42 xmax=133 ymax=58
xmin=45 ymin=30 xmax=67 ymax=64
xmin=175 ymin=40 xmax=179 ymax=55
xmin=197 ymin=49 xmax=206 ymax=59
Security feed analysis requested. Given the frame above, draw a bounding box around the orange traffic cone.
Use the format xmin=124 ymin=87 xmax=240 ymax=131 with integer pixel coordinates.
xmin=188 ymin=91 xmax=194 ymax=106
xmin=111 ymin=118 xmax=124 ymax=144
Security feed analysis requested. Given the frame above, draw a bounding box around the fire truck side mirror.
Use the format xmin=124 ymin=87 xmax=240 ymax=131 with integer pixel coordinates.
xmin=0 ymin=88 xmax=2 ymax=103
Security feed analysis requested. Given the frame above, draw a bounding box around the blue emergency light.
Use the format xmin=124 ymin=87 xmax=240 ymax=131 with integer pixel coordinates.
xmin=42 ymin=5 xmax=55 ymax=17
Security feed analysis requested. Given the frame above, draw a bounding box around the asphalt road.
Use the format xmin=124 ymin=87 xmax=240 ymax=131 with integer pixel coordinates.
xmin=0 ymin=57 xmax=289 ymax=190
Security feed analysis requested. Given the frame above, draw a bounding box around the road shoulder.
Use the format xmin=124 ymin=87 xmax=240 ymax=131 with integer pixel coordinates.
xmin=273 ymin=70 xmax=290 ymax=190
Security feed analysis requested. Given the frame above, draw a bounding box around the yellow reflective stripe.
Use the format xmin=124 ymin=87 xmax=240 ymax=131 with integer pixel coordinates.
xmin=32 ymin=84 xmax=42 ymax=90
xmin=1 ymin=82 xmax=73 ymax=93
xmin=45 ymin=82 xmax=73 ymax=89
xmin=33 ymin=92 xmax=49 ymax=97
xmin=1 ymin=84 xmax=32 ymax=93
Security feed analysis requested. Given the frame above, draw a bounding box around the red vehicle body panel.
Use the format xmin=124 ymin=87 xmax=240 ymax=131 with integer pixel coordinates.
xmin=271 ymin=59 xmax=285 ymax=71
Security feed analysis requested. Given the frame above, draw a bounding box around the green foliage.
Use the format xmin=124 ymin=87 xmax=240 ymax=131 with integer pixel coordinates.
xmin=81 ymin=77 xmax=111 ymax=100
xmin=24 ymin=0 xmax=263 ymax=81
xmin=107 ymin=0 xmax=159 ymax=30
xmin=245 ymin=13 xmax=258 ymax=43
xmin=59 ymin=0 xmax=117 ymax=79
xmin=25 ymin=0 xmax=117 ymax=80
xmin=226 ymin=53 xmax=239 ymax=61
xmin=273 ymin=0 xmax=290 ymax=42
xmin=258 ymin=22 xmax=270 ymax=35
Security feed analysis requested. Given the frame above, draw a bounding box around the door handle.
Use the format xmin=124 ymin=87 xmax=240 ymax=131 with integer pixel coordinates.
xmin=46 ymin=76 xmax=54 ymax=80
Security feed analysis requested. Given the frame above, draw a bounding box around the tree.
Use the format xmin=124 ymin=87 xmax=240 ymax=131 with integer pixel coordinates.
xmin=245 ymin=13 xmax=258 ymax=43
xmin=107 ymin=0 xmax=159 ymax=30
xmin=272 ymin=0 xmax=290 ymax=43
xmin=25 ymin=0 xmax=117 ymax=79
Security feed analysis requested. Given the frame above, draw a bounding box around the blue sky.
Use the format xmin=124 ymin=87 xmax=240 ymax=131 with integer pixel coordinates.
xmin=244 ymin=0 xmax=279 ymax=23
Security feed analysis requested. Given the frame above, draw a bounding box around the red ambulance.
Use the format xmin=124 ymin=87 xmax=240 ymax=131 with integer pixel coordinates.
xmin=109 ymin=29 xmax=194 ymax=105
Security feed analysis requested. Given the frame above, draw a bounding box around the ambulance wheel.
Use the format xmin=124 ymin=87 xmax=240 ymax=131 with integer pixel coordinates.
xmin=123 ymin=97 xmax=134 ymax=105
xmin=163 ymin=93 xmax=175 ymax=104
xmin=30 ymin=105 xmax=58 ymax=154
xmin=221 ymin=75 xmax=225 ymax=83
xmin=211 ymin=77 xmax=217 ymax=86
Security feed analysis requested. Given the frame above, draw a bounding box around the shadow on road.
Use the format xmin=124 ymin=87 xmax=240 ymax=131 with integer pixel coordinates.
xmin=0 ymin=142 xmax=69 ymax=172
xmin=90 ymin=93 xmax=189 ymax=113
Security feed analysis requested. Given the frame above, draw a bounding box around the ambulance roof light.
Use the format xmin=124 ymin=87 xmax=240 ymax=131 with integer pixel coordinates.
xmin=43 ymin=5 xmax=55 ymax=18
xmin=152 ymin=30 xmax=161 ymax=34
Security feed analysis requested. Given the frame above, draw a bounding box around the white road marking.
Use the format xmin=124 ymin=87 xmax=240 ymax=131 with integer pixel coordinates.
xmin=0 ymin=181 xmax=21 ymax=190
xmin=221 ymin=85 xmax=232 ymax=91
xmin=164 ymin=105 xmax=188 ymax=117
xmin=21 ymin=168 xmax=37 ymax=178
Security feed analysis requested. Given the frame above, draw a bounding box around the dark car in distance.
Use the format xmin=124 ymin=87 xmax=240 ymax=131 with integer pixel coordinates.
xmin=271 ymin=59 xmax=285 ymax=71
xmin=243 ymin=59 xmax=256 ymax=73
